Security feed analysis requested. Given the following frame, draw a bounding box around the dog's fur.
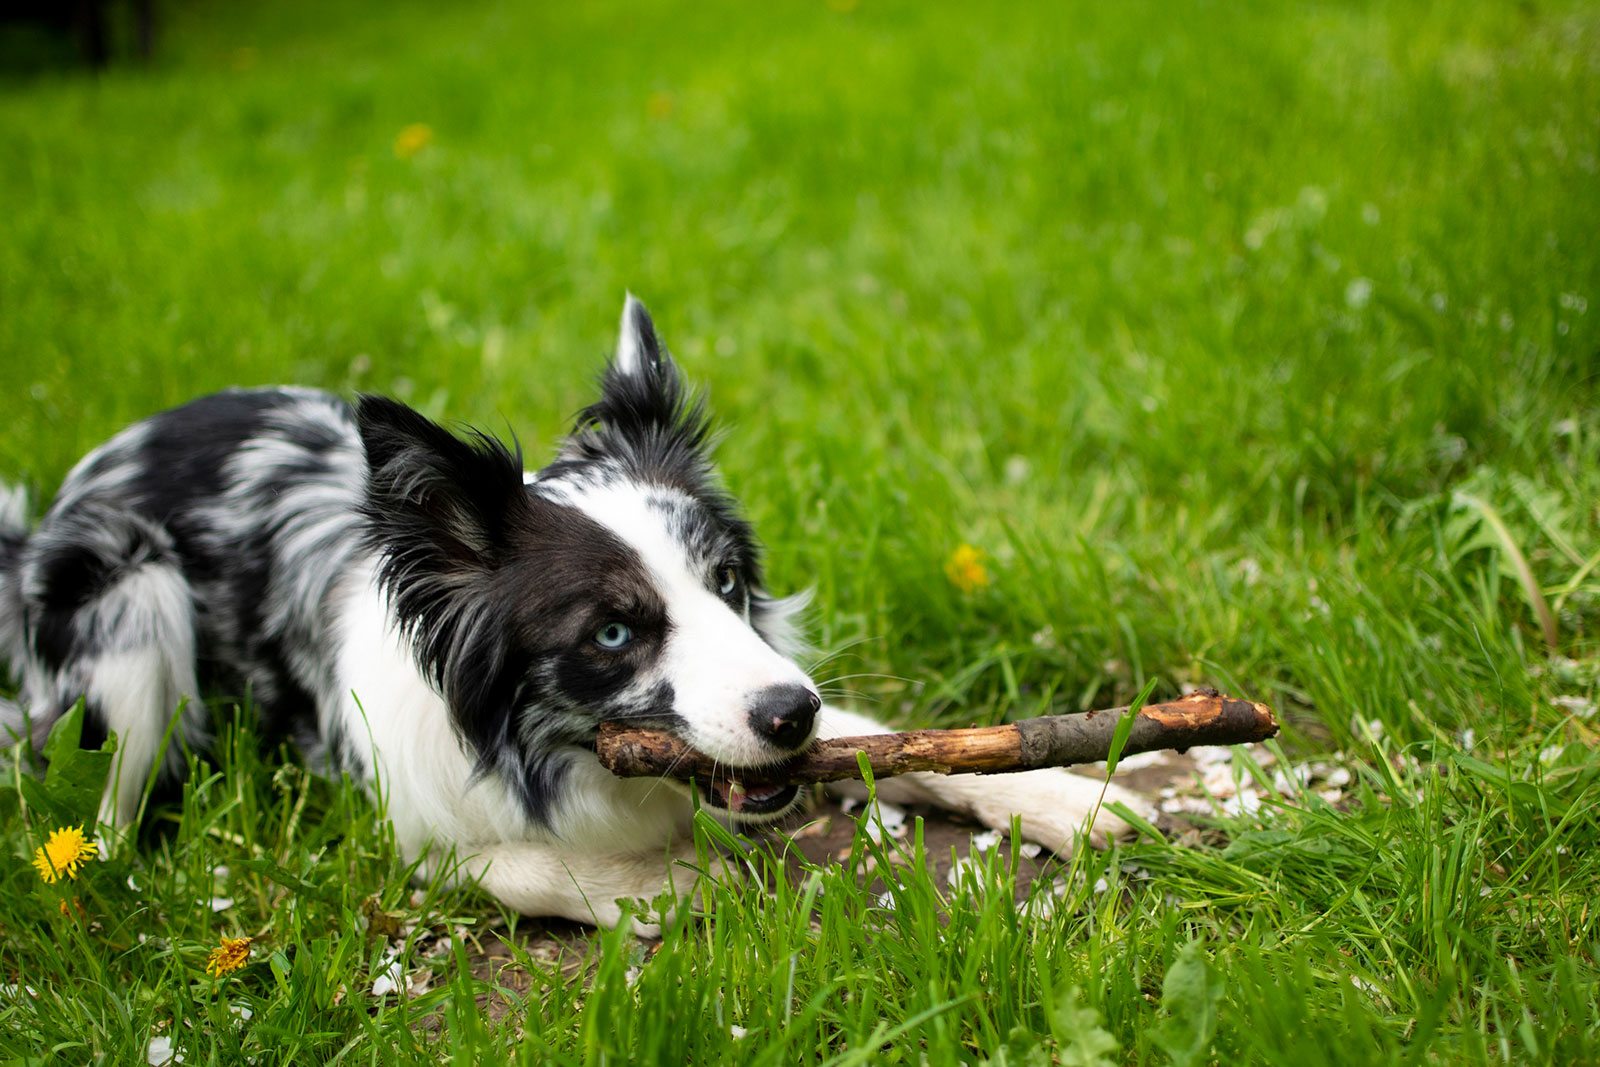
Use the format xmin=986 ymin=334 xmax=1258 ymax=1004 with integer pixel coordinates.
xmin=1 ymin=297 xmax=1145 ymax=929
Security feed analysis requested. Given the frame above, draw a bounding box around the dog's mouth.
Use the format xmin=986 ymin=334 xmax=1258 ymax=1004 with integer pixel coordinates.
xmin=694 ymin=775 xmax=801 ymax=818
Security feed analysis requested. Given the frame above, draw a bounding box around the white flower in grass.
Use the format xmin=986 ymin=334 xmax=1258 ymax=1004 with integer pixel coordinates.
xmin=1272 ymin=766 xmax=1310 ymax=795
xmin=147 ymin=1035 xmax=183 ymax=1065
xmin=1188 ymin=745 xmax=1235 ymax=767
xmin=945 ymin=856 xmax=979 ymax=889
xmin=863 ymin=800 xmax=907 ymax=843
xmin=371 ymin=949 xmax=405 ymax=997
xmin=1553 ymin=696 xmax=1595 ymax=719
xmin=1345 ymin=277 xmax=1373 ymax=309
xmin=969 ymin=829 xmax=1004 ymax=853
xmin=1111 ymin=750 xmax=1165 ymax=771
xmin=1222 ymin=789 xmax=1262 ymax=816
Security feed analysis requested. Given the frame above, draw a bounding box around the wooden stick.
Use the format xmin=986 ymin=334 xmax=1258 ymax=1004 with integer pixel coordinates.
xmin=595 ymin=688 xmax=1278 ymax=785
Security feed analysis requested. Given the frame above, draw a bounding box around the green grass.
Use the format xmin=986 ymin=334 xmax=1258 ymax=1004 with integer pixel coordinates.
xmin=2 ymin=0 xmax=1598 ymax=1062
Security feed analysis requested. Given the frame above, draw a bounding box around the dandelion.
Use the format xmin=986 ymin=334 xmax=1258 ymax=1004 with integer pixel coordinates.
xmin=944 ymin=543 xmax=989 ymax=593
xmin=393 ymin=123 xmax=433 ymax=159
xmin=32 ymin=825 xmax=97 ymax=884
xmin=646 ymin=90 xmax=676 ymax=119
xmin=205 ymin=936 xmax=252 ymax=978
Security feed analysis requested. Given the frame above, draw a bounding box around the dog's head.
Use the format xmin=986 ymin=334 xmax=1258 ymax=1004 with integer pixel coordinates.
xmin=357 ymin=296 xmax=816 ymax=825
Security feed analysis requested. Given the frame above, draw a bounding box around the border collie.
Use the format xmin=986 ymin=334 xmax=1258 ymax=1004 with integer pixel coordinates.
xmin=1 ymin=297 xmax=1144 ymax=930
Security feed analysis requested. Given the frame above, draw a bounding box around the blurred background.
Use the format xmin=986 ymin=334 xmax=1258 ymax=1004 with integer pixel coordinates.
xmin=2 ymin=0 xmax=1596 ymax=739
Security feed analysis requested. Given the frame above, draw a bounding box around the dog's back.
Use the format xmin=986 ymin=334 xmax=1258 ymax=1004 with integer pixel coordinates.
xmin=0 ymin=387 xmax=366 ymax=814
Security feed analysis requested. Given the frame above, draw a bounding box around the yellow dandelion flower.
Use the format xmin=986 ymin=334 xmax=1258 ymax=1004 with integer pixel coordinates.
xmin=206 ymin=936 xmax=253 ymax=977
xmin=393 ymin=123 xmax=433 ymax=159
xmin=646 ymin=90 xmax=676 ymax=119
xmin=32 ymin=825 xmax=97 ymax=884
xmin=944 ymin=543 xmax=990 ymax=593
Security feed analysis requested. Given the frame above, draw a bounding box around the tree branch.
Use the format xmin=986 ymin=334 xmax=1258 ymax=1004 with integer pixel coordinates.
xmin=595 ymin=688 xmax=1278 ymax=785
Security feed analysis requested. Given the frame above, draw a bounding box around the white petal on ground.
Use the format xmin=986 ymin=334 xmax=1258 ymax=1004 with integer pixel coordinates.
xmin=147 ymin=1035 xmax=184 ymax=1065
xmin=969 ymin=829 xmax=1005 ymax=853
xmin=371 ymin=951 xmax=405 ymax=997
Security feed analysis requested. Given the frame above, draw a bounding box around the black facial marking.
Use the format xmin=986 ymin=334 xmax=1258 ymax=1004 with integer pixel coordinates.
xmin=359 ymin=398 xmax=694 ymax=823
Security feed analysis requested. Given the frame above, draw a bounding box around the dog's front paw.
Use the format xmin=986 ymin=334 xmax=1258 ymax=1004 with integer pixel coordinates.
xmin=966 ymin=769 xmax=1155 ymax=853
xmin=591 ymin=843 xmax=708 ymax=937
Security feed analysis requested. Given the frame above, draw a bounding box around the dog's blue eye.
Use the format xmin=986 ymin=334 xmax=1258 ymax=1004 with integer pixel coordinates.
xmin=717 ymin=566 xmax=740 ymax=597
xmin=594 ymin=622 xmax=633 ymax=650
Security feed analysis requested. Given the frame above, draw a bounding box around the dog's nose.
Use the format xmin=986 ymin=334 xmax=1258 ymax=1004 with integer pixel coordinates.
xmin=747 ymin=684 xmax=821 ymax=752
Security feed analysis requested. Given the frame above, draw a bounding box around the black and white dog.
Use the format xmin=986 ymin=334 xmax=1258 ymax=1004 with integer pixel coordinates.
xmin=1 ymin=297 xmax=1143 ymax=929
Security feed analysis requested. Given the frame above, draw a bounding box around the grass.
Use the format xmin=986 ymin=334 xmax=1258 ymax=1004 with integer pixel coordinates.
xmin=1 ymin=0 xmax=1598 ymax=1061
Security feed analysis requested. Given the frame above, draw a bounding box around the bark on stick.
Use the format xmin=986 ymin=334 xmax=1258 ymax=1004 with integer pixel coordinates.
xmin=595 ymin=688 xmax=1278 ymax=785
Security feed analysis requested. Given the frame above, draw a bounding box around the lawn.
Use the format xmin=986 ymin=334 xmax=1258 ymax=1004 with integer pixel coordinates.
xmin=1 ymin=0 xmax=1598 ymax=1062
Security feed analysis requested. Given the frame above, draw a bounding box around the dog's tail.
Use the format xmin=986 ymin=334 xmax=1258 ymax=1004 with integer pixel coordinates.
xmin=0 ymin=484 xmax=30 ymax=739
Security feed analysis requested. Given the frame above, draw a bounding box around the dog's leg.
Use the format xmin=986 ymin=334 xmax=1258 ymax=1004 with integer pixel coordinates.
xmin=816 ymin=705 xmax=1153 ymax=851
xmin=20 ymin=506 xmax=202 ymax=828
xmin=434 ymin=840 xmax=709 ymax=936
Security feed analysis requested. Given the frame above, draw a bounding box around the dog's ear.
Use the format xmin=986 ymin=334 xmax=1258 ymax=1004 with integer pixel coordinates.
xmin=613 ymin=292 xmax=669 ymax=379
xmin=356 ymin=395 xmax=525 ymax=570
xmin=357 ymin=396 xmax=531 ymax=771
xmin=560 ymin=295 xmax=712 ymax=466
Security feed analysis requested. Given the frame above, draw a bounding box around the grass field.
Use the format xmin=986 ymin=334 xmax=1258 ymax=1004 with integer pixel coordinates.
xmin=2 ymin=0 xmax=1599 ymax=1062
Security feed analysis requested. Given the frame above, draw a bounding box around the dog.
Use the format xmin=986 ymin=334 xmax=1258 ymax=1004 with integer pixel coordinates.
xmin=0 ymin=296 xmax=1145 ymax=930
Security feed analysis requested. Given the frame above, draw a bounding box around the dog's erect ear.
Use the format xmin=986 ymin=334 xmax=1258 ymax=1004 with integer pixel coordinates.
xmin=559 ymin=295 xmax=711 ymax=468
xmin=614 ymin=292 xmax=668 ymax=379
xmin=356 ymin=395 xmax=525 ymax=569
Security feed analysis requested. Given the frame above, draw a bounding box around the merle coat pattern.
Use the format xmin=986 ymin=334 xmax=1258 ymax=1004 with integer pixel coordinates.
xmin=0 ymin=297 xmax=1145 ymax=930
